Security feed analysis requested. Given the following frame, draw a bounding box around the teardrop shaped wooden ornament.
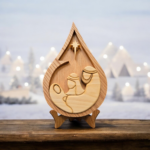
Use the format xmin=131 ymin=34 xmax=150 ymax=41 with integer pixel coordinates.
xmin=43 ymin=23 xmax=107 ymax=118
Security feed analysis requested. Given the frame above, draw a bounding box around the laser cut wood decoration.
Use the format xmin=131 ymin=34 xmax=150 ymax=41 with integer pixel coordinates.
xmin=43 ymin=23 xmax=107 ymax=128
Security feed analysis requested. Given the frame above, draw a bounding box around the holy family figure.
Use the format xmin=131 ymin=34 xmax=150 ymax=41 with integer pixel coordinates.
xmin=50 ymin=66 xmax=101 ymax=113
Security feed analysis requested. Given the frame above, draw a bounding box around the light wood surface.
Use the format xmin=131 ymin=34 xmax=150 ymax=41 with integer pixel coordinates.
xmin=49 ymin=66 xmax=100 ymax=113
xmin=43 ymin=23 xmax=107 ymax=117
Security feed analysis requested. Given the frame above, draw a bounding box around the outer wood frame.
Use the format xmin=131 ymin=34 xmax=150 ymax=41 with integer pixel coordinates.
xmin=43 ymin=23 xmax=107 ymax=117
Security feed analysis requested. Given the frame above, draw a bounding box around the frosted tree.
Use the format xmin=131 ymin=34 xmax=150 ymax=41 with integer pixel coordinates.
xmin=134 ymin=79 xmax=140 ymax=96
xmin=28 ymin=47 xmax=35 ymax=76
xmin=112 ymin=83 xmax=123 ymax=101
xmin=112 ymin=83 xmax=118 ymax=99
xmin=0 ymin=82 xmax=5 ymax=92
xmin=30 ymin=77 xmax=42 ymax=93
xmin=134 ymin=79 xmax=146 ymax=97
xmin=139 ymin=87 xmax=146 ymax=97
xmin=33 ymin=77 xmax=41 ymax=88
xmin=0 ymin=48 xmax=2 ymax=58
xmin=1 ymin=65 xmax=6 ymax=72
xmin=28 ymin=47 xmax=35 ymax=91
xmin=10 ymin=75 xmax=20 ymax=89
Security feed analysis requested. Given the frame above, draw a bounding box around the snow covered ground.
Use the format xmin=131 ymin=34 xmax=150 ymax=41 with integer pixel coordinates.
xmin=0 ymin=96 xmax=150 ymax=120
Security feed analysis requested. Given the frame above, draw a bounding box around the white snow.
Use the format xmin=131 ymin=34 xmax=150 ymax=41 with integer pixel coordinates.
xmin=122 ymin=84 xmax=134 ymax=97
xmin=0 ymin=96 xmax=150 ymax=120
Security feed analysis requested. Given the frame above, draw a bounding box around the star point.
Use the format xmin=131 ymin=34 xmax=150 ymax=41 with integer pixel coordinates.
xmin=70 ymin=41 xmax=80 ymax=59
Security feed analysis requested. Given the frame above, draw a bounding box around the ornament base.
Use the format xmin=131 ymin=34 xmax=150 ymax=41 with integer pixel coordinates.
xmin=50 ymin=109 xmax=100 ymax=129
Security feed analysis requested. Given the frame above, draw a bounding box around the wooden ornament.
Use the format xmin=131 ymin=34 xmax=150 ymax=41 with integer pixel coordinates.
xmin=43 ymin=23 xmax=107 ymax=128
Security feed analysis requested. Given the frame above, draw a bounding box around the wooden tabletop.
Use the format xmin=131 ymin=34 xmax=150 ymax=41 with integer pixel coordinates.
xmin=0 ymin=119 xmax=150 ymax=142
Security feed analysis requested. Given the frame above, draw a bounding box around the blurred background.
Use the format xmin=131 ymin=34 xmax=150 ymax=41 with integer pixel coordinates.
xmin=0 ymin=0 xmax=150 ymax=119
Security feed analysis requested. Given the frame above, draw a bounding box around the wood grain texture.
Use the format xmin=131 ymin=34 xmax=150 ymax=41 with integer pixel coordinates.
xmin=43 ymin=23 xmax=107 ymax=117
xmin=50 ymin=110 xmax=67 ymax=128
xmin=49 ymin=66 xmax=100 ymax=113
xmin=70 ymin=41 xmax=80 ymax=59
xmin=0 ymin=120 xmax=150 ymax=142
xmin=50 ymin=84 xmax=73 ymax=113
xmin=83 ymin=109 xmax=100 ymax=128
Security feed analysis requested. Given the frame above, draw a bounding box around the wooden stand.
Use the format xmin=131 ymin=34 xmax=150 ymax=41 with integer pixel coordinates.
xmin=50 ymin=109 xmax=100 ymax=129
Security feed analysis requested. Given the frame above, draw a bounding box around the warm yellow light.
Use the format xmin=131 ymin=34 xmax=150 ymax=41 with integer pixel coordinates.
xmin=51 ymin=47 xmax=55 ymax=51
xmin=17 ymin=56 xmax=21 ymax=59
xmin=147 ymin=72 xmax=150 ymax=78
xmin=136 ymin=66 xmax=141 ymax=72
xmin=40 ymin=74 xmax=44 ymax=80
xmin=24 ymin=82 xmax=29 ymax=87
xmin=40 ymin=56 xmax=45 ymax=61
xmin=36 ymin=64 xmax=39 ymax=68
xmin=6 ymin=51 xmax=10 ymax=55
xmin=125 ymin=82 xmax=130 ymax=86
xmin=120 ymin=46 xmax=124 ymax=50
xmin=48 ymin=62 xmax=51 ymax=66
xmin=143 ymin=62 xmax=148 ymax=66
xmin=16 ymin=66 xmax=21 ymax=71
xmin=103 ymin=54 xmax=108 ymax=59
xmin=108 ymin=42 xmax=112 ymax=45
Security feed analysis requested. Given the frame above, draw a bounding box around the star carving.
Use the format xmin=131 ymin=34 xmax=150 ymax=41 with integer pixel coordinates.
xmin=70 ymin=41 xmax=80 ymax=59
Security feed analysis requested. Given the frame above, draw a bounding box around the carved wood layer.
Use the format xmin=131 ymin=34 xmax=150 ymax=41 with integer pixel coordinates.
xmin=43 ymin=23 xmax=107 ymax=117
xmin=50 ymin=66 xmax=100 ymax=113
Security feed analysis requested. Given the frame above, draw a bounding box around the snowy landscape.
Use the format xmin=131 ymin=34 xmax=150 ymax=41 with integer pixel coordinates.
xmin=0 ymin=43 xmax=150 ymax=120
xmin=0 ymin=0 xmax=150 ymax=120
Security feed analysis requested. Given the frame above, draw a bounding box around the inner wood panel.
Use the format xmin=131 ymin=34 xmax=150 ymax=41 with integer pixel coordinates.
xmin=50 ymin=33 xmax=93 ymax=93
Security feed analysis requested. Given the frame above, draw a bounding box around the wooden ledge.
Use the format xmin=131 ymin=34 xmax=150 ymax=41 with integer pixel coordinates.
xmin=0 ymin=119 xmax=150 ymax=142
